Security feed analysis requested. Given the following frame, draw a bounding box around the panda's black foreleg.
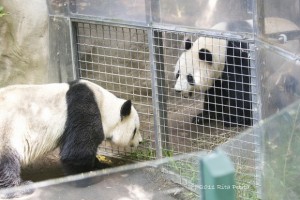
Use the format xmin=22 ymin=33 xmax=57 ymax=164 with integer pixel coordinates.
xmin=221 ymin=88 xmax=252 ymax=127
xmin=60 ymin=154 xmax=102 ymax=188
xmin=61 ymin=156 xmax=110 ymax=175
xmin=59 ymin=127 xmax=105 ymax=187
xmin=59 ymin=114 xmax=104 ymax=175
xmin=60 ymin=156 xmax=111 ymax=187
xmin=193 ymin=96 xmax=216 ymax=125
xmin=0 ymin=150 xmax=34 ymax=199
xmin=0 ymin=151 xmax=22 ymax=189
xmin=60 ymin=155 xmax=96 ymax=175
xmin=193 ymin=85 xmax=225 ymax=126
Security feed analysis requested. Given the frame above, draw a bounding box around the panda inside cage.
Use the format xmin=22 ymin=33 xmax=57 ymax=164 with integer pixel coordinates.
xmin=73 ymin=21 xmax=259 ymax=195
xmin=68 ymin=16 xmax=300 ymax=198
xmin=75 ymin=22 xmax=258 ymax=159
xmin=3 ymin=0 xmax=300 ymax=199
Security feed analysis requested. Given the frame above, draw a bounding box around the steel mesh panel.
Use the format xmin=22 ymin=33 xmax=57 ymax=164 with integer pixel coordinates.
xmin=152 ymin=29 xmax=258 ymax=198
xmin=75 ymin=22 xmax=156 ymax=159
xmin=152 ymin=29 xmax=257 ymax=152
xmin=73 ymin=22 xmax=259 ymax=199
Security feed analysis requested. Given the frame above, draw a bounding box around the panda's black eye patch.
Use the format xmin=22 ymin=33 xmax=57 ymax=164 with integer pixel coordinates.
xmin=199 ymin=48 xmax=213 ymax=64
xmin=185 ymin=39 xmax=192 ymax=50
xmin=187 ymin=74 xmax=194 ymax=85
xmin=176 ymin=70 xmax=180 ymax=79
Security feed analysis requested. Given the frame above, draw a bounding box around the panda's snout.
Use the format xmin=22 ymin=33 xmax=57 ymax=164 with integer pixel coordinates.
xmin=175 ymin=90 xmax=182 ymax=94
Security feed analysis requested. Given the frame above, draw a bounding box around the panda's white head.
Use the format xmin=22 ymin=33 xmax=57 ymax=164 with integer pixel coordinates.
xmin=174 ymin=37 xmax=227 ymax=97
xmin=83 ymin=80 xmax=142 ymax=148
xmin=105 ymin=99 xmax=142 ymax=148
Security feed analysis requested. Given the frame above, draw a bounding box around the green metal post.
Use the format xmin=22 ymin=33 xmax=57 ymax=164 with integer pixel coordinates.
xmin=200 ymin=150 xmax=236 ymax=200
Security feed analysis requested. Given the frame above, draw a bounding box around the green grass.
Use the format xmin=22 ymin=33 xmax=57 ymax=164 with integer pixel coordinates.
xmin=235 ymin=172 xmax=258 ymax=200
xmin=0 ymin=6 xmax=8 ymax=18
xmin=124 ymin=145 xmax=260 ymax=199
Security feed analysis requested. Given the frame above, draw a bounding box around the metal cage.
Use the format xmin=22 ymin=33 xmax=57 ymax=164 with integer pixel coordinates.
xmin=68 ymin=20 xmax=260 ymax=197
xmin=44 ymin=1 xmax=270 ymax=199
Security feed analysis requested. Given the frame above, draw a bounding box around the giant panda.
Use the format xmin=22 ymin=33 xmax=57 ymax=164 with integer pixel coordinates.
xmin=174 ymin=22 xmax=253 ymax=127
xmin=0 ymin=79 xmax=142 ymax=197
xmin=174 ymin=17 xmax=300 ymax=127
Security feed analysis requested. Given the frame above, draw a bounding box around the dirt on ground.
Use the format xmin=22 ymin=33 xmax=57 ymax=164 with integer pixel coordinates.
xmin=19 ymin=150 xmax=197 ymax=200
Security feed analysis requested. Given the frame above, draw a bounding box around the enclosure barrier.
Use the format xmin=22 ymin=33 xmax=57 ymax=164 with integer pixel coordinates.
xmin=2 ymin=97 xmax=300 ymax=199
xmin=0 ymin=150 xmax=240 ymax=199
xmin=46 ymin=0 xmax=300 ymax=199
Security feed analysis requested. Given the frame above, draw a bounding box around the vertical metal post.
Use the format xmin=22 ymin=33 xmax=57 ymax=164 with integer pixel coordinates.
xmin=68 ymin=0 xmax=80 ymax=80
xmin=253 ymin=0 xmax=265 ymax=38
xmin=146 ymin=0 xmax=169 ymax=159
xmin=250 ymin=43 xmax=263 ymax=200
xmin=48 ymin=16 xmax=74 ymax=83
xmin=252 ymin=0 xmax=264 ymax=198
xmin=69 ymin=21 xmax=80 ymax=80
xmin=200 ymin=150 xmax=236 ymax=200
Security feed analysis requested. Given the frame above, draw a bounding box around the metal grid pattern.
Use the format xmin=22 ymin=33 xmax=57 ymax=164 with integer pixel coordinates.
xmin=151 ymin=29 xmax=258 ymax=196
xmin=74 ymin=22 xmax=258 ymax=199
xmin=152 ymin=29 xmax=257 ymax=152
xmin=75 ymin=22 xmax=156 ymax=159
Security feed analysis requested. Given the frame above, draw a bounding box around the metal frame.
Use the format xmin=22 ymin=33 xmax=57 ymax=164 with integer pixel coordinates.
xmin=48 ymin=2 xmax=261 ymax=199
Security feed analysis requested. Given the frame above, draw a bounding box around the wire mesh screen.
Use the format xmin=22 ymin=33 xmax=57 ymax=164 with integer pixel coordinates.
xmin=73 ymin=22 xmax=258 ymax=199
xmin=152 ymin=29 xmax=256 ymax=152
xmin=75 ymin=22 xmax=157 ymax=159
xmin=151 ymin=29 xmax=258 ymax=196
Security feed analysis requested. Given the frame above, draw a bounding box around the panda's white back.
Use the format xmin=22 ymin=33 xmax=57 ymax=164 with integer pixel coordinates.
xmin=0 ymin=83 xmax=69 ymax=165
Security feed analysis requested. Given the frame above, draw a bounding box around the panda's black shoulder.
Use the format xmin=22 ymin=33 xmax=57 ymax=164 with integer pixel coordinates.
xmin=61 ymin=79 xmax=104 ymax=148
xmin=67 ymin=80 xmax=93 ymax=97
xmin=59 ymin=80 xmax=104 ymax=171
xmin=66 ymin=80 xmax=98 ymax=110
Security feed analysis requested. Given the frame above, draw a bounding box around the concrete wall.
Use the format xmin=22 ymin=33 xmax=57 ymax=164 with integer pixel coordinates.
xmin=0 ymin=0 xmax=49 ymax=87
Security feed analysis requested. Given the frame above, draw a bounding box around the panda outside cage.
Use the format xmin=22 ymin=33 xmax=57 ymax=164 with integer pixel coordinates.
xmin=74 ymin=21 xmax=259 ymax=198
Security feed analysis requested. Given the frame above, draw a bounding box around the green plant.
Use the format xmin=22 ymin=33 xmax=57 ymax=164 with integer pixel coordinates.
xmin=125 ymin=149 xmax=156 ymax=160
xmin=235 ymin=172 xmax=258 ymax=200
xmin=0 ymin=6 xmax=8 ymax=18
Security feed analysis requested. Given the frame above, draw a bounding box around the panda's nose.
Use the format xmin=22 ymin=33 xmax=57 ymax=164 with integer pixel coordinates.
xmin=175 ymin=90 xmax=182 ymax=93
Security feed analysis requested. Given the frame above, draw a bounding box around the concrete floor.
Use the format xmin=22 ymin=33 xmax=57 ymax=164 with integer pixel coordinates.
xmin=2 ymin=152 xmax=197 ymax=200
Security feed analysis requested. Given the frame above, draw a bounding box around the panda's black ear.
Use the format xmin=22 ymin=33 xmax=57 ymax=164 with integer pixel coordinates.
xmin=199 ymin=48 xmax=213 ymax=64
xmin=185 ymin=39 xmax=192 ymax=50
xmin=121 ymin=100 xmax=132 ymax=119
